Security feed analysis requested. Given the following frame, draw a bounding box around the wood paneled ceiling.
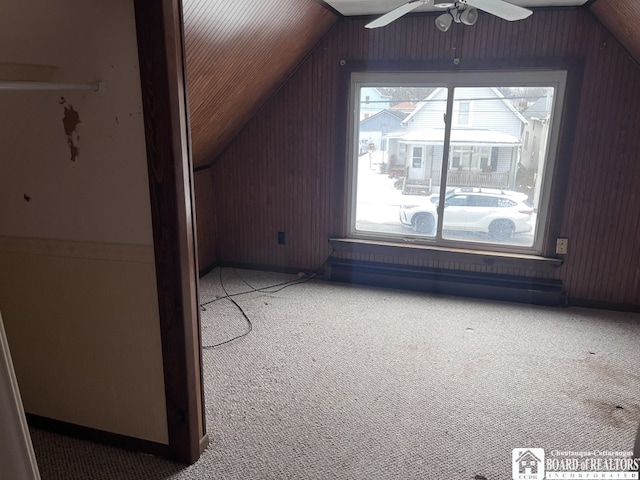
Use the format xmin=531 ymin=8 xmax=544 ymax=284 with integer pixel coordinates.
xmin=590 ymin=0 xmax=640 ymax=65
xmin=182 ymin=0 xmax=338 ymax=168
xmin=183 ymin=0 xmax=640 ymax=170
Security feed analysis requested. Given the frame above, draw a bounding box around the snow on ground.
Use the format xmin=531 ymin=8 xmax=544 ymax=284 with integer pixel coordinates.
xmin=353 ymin=152 xmax=536 ymax=246
xmin=354 ymin=151 xmax=422 ymax=225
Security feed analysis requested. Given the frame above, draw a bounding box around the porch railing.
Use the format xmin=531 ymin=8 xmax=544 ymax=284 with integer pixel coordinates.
xmin=402 ymin=170 xmax=511 ymax=194
xmin=446 ymin=170 xmax=510 ymax=189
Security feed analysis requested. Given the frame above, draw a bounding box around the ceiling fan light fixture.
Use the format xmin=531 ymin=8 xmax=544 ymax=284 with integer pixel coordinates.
xmin=435 ymin=12 xmax=453 ymax=32
xmin=459 ymin=7 xmax=479 ymax=25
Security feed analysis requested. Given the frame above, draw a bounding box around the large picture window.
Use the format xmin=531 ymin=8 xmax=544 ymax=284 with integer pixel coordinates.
xmin=349 ymin=70 xmax=566 ymax=254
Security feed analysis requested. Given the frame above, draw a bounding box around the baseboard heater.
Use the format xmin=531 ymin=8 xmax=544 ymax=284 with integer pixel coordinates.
xmin=328 ymin=259 xmax=567 ymax=307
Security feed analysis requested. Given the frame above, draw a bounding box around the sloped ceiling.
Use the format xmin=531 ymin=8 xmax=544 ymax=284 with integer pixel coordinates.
xmin=183 ymin=0 xmax=640 ymax=169
xmin=183 ymin=0 xmax=338 ymax=168
xmin=590 ymin=0 xmax=640 ymax=65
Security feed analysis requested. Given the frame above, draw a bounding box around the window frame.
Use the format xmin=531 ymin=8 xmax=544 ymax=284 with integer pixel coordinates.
xmin=346 ymin=69 xmax=568 ymax=256
xmin=411 ymin=146 xmax=424 ymax=168
xmin=454 ymin=100 xmax=472 ymax=127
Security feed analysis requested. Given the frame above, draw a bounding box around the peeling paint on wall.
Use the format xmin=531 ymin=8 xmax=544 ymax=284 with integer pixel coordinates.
xmin=59 ymin=97 xmax=81 ymax=162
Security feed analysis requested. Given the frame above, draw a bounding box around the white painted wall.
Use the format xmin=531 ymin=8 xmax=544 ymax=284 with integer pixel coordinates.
xmin=0 ymin=0 xmax=168 ymax=444
xmin=0 ymin=0 xmax=153 ymax=244
xmin=0 ymin=312 xmax=40 ymax=480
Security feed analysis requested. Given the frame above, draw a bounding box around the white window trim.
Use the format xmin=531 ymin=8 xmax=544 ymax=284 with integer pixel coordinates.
xmin=453 ymin=100 xmax=473 ymax=127
xmin=347 ymin=70 xmax=567 ymax=256
xmin=412 ymin=146 xmax=424 ymax=168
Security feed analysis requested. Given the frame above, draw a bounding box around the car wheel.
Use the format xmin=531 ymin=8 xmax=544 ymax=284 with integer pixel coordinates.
xmin=413 ymin=213 xmax=435 ymax=234
xmin=489 ymin=219 xmax=515 ymax=241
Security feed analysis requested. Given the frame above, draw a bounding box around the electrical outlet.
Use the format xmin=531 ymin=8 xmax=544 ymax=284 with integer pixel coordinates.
xmin=556 ymin=237 xmax=568 ymax=255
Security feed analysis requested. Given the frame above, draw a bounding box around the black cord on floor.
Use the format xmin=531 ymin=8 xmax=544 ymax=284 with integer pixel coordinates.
xmin=202 ymin=268 xmax=254 ymax=349
xmin=200 ymin=247 xmax=335 ymax=349
xmin=201 ymin=268 xmax=316 ymax=349
xmin=200 ymin=273 xmax=315 ymax=310
xmin=231 ymin=266 xmax=256 ymax=291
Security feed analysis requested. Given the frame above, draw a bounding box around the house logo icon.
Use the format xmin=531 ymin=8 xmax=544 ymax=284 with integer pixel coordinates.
xmin=512 ymin=448 xmax=545 ymax=480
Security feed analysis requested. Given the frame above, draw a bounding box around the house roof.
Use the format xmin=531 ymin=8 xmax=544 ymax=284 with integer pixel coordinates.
xmin=391 ymin=101 xmax=416 ymax=112
xmin=387 ymin=128 xmax=521 ymax=146
xmin=402 ymin=87 xmax=528 ymax=126
xmin=362 ymin=86 xmax=392 ymax=101
xmin=523 ymin=96 xmax=552 ymax=120
xmin=360 ymin=108 xmax=407 ymax=126
xmin=401 ymin=88 xmax=441 ymax=124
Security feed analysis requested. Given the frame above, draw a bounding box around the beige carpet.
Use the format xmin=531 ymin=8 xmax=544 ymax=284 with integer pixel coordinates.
xmin=30 ymin=267 xmax=640 ymax=479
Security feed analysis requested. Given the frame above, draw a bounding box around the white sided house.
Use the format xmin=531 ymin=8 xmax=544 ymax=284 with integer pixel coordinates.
xmin=359 ymin=87 xmax=392 ymax=120
xmin=386 ymin=87 xmax=527 ymax=194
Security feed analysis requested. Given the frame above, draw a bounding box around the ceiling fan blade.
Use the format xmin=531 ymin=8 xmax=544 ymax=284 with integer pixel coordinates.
xmin=463 ymin=0 xmax=532 ymax=21
xmin=365 ymin=0 xmax=428 ymax=29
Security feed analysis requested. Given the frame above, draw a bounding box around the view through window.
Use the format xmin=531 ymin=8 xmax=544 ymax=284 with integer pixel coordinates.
xmin=350 ymin=71 xmax=566 ymax=254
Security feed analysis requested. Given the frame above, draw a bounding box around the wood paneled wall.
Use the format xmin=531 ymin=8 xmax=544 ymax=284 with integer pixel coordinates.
xmin=194 ymin=169 xmax=216 ymax=271
xmin=206 ymin=8 xmax=640 ymax=308
xmin=182 ymin=0 xmax=337 ymax=269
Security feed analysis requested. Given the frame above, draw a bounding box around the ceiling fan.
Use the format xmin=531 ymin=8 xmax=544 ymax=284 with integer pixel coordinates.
xmin=365 ymin=0 xmax=533 ymax=30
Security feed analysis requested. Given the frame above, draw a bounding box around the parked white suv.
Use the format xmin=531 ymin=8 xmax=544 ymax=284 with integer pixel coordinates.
xmin=399 ymin=188 xmax=534 ymax=240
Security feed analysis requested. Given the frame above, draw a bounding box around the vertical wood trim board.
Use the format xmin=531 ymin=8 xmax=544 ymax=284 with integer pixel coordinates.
xmin=135 ymin=0 xmax=206 ymax=464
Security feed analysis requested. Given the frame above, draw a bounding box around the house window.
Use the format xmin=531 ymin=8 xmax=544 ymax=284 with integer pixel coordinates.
xmin=479 ymin=146 xmax=494 ymax=172
xmin=456 ymin=101 xmax=471 ymax=126
xmin=451 ymin=146 xmax=475 ymax=169
xmin=412 ymin=146 xmax=423 ymax=168
xmin=349 ymin=70 xmax=566 ymax=255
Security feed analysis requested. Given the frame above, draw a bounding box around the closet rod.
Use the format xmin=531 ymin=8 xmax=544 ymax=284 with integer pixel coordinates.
xmin=0 ymin=81 xmax=103 ymax=92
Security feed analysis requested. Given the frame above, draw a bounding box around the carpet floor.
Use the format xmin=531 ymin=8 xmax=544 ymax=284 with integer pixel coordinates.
xmin=29 ymin=267 xmax=640 ymax=479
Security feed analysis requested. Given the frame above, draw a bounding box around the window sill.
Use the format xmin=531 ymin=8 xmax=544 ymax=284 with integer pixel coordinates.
xmin=328 ymin=237 xmax=563 ymax=273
